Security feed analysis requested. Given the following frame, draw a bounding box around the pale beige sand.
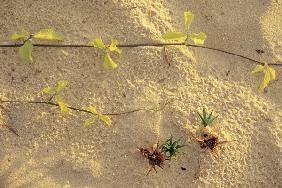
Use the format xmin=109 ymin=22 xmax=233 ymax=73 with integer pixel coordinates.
xmin=0 ymin=0 xmax=281 ymax=187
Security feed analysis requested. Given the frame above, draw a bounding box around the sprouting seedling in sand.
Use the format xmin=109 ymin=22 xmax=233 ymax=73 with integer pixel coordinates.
xmin=42 ymin=80 xmax=69 ymax=113
xmin=88 ymin=37 xmax=122 ymax=69
xmin=192 ymin=109 xmax=231 ymax=158
xmin=10 ymin=29 xmax=64 ymax=63
xmin=197 ymin=108 xmax=217 ymax=127
xmin=82 ymin=105 xmax=112 ymax=127
xmin=162 ymin=136 xmax=185 ymax=159
xmin=162 ymin=11 xmax=207 ymax=45
xmin=251 ymin=63 xmax=276 ymax=91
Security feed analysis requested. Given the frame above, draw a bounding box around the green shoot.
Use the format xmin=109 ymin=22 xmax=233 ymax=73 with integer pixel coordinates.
xmin=197 ymin=108 xmax=217 ymax=127
xmin=251 ymin=63 xmax=276 ymax=91
xmin=88 ymin=37 xmax=122 ymax=69
xmin=162 ymin=136 xmax=185 ymax=159
xmin=82 ymin=105 xmax=112 ymax=127
xmin=42 ymin=80 xmax=69 ymax=113
xmin=10 ymin=29 xmax=64 ymax=63
xmin=162 ymin=11 xmax=207 ymax=45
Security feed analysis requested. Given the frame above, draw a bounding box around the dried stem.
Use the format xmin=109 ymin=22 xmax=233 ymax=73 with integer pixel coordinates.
xmin=0 ymin=42 xmax=280 ymax=66
xmin=163 ymin=46 xmax=170 ymax=66
xmin=0 ymin=99 xmax=170 ymax=116
xmin=1 ymin=124 xmax=19 ymax=136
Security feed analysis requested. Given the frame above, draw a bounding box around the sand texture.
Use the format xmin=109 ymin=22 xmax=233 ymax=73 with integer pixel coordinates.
xmin=0 ymin=0 xmax=282 ymax=187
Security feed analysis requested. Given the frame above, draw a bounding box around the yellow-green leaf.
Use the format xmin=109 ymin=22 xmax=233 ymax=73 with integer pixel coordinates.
xmin=54 ymin=95 xmax=69 ymax=113
xmin=83 ymin=106 xmax=99 ymax=114
xmin=266 ymin=65 xmax=276 ymax=80
xmin=103 ymin=53 xmax=118 ymax=69
xmin=88 ymin=37 xmax=106 ymax=49
xmin=109 ymin=39 xmax=122 ymax=54
xmin=42 ymin=87 xmax=56 ymax=95
xmin=184 ymin=11 xmax=194 ymax=31
xmin=252 ymin=64 xmax=277 ymax=91
xmin=259 ymin=69 xmax=271 ymax=91
xmin=162 ymin=32 xmax=187 ymax=42
xmin=33 ymin=29 xmax=64 ymax=41
xmin=99 ymin=115 xmax=112 ymax=126
xmin=56 ymin=80 xmax=68 ymax=92
xmin=190 ymin=32 xmax=207 ymax=45
xmin=83 ymin=116 xmax=97 ymax=127
xmin=19 ymin=40 xmax=33 ymax=63
xmin=10 ymin=30 xmax=30 ymax=41
xmin=251 ymin=65 xmax=265 ymax=74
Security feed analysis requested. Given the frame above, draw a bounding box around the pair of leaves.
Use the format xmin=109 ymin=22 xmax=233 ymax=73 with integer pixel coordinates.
xmin=197 ymin=108 xmax=217 ymax=127
xmin=83 ymin=105 xmax=112 ymax=127
xmin=88 ymin=37 xmax=122 ymax=69
xmin=162 ymin=11 xmax=207 ymax=45
xmin=42 ymin=81 xmax=112 ymax=126
xmin=251 ymin=64 xmax=276 ymax=91
xmin=11 ymin=29 xmax=64 ymax=63
xmin=162 ymin=136 xmax=185 ymax=158
xmin=42 ymin=80 xmax=69 ymax=113
xmin=11 ymin=29 xmax=64 ymax=41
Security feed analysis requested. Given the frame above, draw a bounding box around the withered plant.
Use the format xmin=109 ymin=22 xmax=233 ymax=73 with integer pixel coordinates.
xmin=138 ymin=143 xmax=169 ymax=175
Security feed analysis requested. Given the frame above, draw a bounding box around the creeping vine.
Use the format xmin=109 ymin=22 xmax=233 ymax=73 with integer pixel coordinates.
xmin=0 ymin=10 xmax=281 ymax=136
xmin=0 ymin=9 xmax=280 ymax=180
xmin=2 ymin=25 xmax=280 ymax=91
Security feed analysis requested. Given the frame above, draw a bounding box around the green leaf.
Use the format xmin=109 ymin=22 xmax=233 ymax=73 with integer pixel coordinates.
xmin=99 ymin=115 xmax=112 ymax=126
xmin=184 ymin=11 xmax=194 ymax=32
xmin=33 ymin=29 xmax=64 ymax=41
xmin=88 ymin=37 xmax=106 ymax=49
xmin=251 ymin=65 xmax=265 ymax=74
xmin=109 ymin=39 xmax=122 ymax=54
xmin=176 ymin=144 xmax=185 ymax=149
xmin=42 ymin=87 xmax=56 ymax=95
xmin=19 ymin=40 xmax=33 ymax=63
xmin=190 ymin=32 xmax=207 ymax=45
xmin=162 ymin=32 xmax=187 ymax=42
xmin=207 ymin=111 xmax=213 ymax=120
xmin=83 ymin=106 xmax=99 ymax=114
xmin=198 ymin=108 xmax=217 ymax=127
xmin=172 ymin=141 xmax=178 ymax=148
xmin=103 ymin=53 xmax=118 ymax=69
xmin=10 ymin=30 xmax=30 ymax=41
xmin=203 ymin=108 xmax=207 ymax=119
xmin=56 ymin=80 xmax=68 ymax=92
xmin=54 ymin=95 xmax=69 ymax=113
xmin=162 ymin=136 xmax=184 ymax=158
xmin=83 ymin=116 xmax=97 ymax=127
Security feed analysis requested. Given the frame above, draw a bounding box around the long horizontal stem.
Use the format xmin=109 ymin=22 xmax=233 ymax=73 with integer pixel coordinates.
xmin=0 ymin=42 xmax=280 ymax=66
xmin=0 ymin=99 xmax=169 ymax=116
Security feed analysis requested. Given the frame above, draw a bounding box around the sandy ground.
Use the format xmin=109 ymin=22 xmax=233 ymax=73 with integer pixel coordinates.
xmin=0 ymin=0 xmax=281 ymax=187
